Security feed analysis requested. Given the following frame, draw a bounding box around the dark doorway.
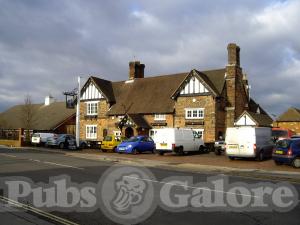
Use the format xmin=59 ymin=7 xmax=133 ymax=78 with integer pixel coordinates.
xmin=125 ymin=127 xmax=134 ymax=138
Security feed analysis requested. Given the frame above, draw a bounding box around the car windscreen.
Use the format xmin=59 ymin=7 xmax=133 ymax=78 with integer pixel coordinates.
xmin=276 ymin=139 xmax=291 ymax=148
xmin=103 ymin=136 xmax=112 ymax=141
xmin=124 ymin=137 xmax=139 ymax=142
xmin=272 ymin=130 xmax=288 ymax=137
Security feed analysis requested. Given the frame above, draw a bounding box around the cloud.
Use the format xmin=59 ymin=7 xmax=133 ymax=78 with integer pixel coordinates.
xmin=0 ymin=0 xmax=299 ymax=116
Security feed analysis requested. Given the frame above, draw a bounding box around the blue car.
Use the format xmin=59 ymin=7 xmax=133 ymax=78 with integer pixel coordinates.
xmin=272 ymin=138 xmax=300 ymax=168
xmin=116 ymin=136 xmax=155 ymax=154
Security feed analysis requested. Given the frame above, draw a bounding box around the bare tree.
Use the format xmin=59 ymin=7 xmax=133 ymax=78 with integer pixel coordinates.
xmin=21 ymin=94 xmax=37 ymax=143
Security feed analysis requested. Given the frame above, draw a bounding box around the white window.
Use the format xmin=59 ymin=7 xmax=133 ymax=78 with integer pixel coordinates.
xmin=185 ymin=108 xmax=204 ymax=119
xmin=114 ymin=131 xmax=122 ymax=137
xmin=154 ymin=114 xmax=166 ymax=121
xmin=86 ymin=102 xmax=98 ymax=115
xmin=86 ymin=125 xmax=97 ymax=139
xmin=193 ymin=129 xmax=204 ymax=139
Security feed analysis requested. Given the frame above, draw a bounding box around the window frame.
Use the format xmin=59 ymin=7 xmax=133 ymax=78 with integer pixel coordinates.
xmin=185 ymin=108 xmax=205 ymax=119
xmin=154 ymin=114 xmax=166 ymax=121
xmin=86 ymin=125 xmax=97 ymax=139
xmin=86 ymin=101 xmax=99 ymax=116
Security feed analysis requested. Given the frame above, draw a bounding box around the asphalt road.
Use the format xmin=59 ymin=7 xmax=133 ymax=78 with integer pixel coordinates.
xmin=0 ymin=147 xmax=299 ymax=225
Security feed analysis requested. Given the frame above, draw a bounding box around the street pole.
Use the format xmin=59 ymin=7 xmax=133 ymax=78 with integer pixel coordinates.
xmin=76 ymin=76 xmax=81 ymax=148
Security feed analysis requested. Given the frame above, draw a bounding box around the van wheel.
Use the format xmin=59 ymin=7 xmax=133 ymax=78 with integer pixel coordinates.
xmin=158 ymin=151 xmax=164 ymax=156
xmin=257 ymin=151 xmax=264 ymax=161
xmin=59 ymin=143 xmax=65 ymax=149
xmin=102 ymin=149 xmax=107 ymax=153
xmin=229 ymin=156 xmax=235 ymax=160
xmin=292 ymin=158 xmax=300 ymax=168
xmin=199 ymin=146 xmax=205 ymax=153
xmin=177 ymin=147 xmax=184 ymax=156
xmin=113 ymin=147 xmax=117 ymax=153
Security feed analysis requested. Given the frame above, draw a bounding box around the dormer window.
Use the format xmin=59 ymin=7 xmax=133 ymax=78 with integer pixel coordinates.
xmin=87 ymin=101 xmax=98 ymax=115
xmin=154 ymin=114 xmax=166 ymax=121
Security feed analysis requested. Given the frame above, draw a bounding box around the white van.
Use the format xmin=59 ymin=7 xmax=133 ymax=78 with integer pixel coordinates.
xmin=153 ymin=128 xmax=206 ymax=155
xmin=31 ymin=133 xmax=55 ymax=145
xmin=225 ymin=127 xmax=274 ymax=161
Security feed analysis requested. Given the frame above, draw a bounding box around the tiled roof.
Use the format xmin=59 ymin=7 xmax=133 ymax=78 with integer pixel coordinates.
xmin=105 ymin=68 xmax=226 ymax=115
xmin=0 ymin=102 xmax=75 ymax=130
xmin=276 ymin=107 xmax=300 ymax=122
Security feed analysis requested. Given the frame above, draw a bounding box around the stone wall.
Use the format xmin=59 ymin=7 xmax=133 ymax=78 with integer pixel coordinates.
xmin=174 ymin=95 xmax=216 ymax=143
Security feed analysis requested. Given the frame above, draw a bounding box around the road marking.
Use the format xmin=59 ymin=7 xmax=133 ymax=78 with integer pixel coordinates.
xmin=0 ymin=153 xmax=84 ymax=170
xmin=0 ymin=195 xmax=80 ymax=225
xmin=43 ymin=161 xmax=84 ymax=170
xmin=125 ymin=176 xmax=261 ymax=199
xmin=0 ymin=153 xmax=17 ymax=158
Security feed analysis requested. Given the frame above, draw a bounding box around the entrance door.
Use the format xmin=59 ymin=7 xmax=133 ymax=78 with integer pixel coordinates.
xmin=125 ymin=127 xmax=134 ymax=138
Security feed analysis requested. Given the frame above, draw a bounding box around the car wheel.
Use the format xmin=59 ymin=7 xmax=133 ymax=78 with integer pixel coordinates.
xmin=257 ymin=151 xmax=264 ymax=161
xmin=229 ymin=156 xmax=235 ymax=160
xmin=215 ymin=149 xmax=221 ymax=155
xmin=274 ymin=160 xmax=283 ymax=166
xmin=59 ymin=143 xmax=65 ymax=149
xmin=292 ymin=158 xmax=300 ymax=168
xmin=80 ymin=143 xmax=87 ymax=149
xmin=132 ymin=148 xmax=138 ymax=155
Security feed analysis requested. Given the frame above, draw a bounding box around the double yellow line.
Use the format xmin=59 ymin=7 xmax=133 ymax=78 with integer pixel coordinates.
xmin=0 ymin=195 xmax=80 ymax=225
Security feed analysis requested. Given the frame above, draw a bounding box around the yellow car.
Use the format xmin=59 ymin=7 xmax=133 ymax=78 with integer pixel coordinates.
xmin=101 ymin=135 xmax=125 ymax=152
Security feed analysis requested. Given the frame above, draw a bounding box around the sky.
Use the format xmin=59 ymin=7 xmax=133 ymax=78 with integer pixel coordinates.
xmin=0 ymin=0 xmax=300 ymax=117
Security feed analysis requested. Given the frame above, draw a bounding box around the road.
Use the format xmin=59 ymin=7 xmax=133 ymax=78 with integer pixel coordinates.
xmin=0 ymin=147 xmax=299 ymax=225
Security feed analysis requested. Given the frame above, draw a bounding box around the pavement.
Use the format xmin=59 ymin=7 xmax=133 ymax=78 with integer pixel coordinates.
xmin=3 ymin=145 xmax=300 ymax=183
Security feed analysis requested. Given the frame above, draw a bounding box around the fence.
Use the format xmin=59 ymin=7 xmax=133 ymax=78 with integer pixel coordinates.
xmin=0 ymin=128 xmax=24 ymax=147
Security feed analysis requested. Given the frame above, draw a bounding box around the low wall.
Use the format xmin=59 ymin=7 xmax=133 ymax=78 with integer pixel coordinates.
xmin=0 ymin=139 xmax=22 ymax=147
xmin=0 ymin=128 xmax=24 ymax=147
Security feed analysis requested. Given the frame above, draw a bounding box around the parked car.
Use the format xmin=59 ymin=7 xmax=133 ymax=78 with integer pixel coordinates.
xmin=31 ymin=133 xmax=55 ymax=146
xmin=46 ymin=134 xmax=87 ymax=149
xmin=101 ymin=135 xmax=126 ymax=152
xmin=214 ymin=140 xmax=226 ymax=155
xmin=272 ymin=138 xmax=300 ymax=168
xmin=225 ymin=127 xmax=274 ymax=161
xmin=153 ymin=128 xmax=206 ymax=155
xmin=116 ymin=136 xmax=155 ymax=154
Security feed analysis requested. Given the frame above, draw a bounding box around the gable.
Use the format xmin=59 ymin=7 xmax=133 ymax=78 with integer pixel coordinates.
xmin=81 ymin=80 xmax=104 ymax=101
xmin=235 ymin=113 xmax=256 ymax=126
xmin=180 ymin=76 xmax=209 ymax=95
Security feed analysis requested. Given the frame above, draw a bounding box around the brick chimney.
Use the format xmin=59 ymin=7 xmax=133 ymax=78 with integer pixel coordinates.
xmin=129 ymin=61 xmax=145 ymax=80
xmin=227 ymin=43 xmax=240 ymax=66
xmin=225 ymin=43 xmax=248 ymax=127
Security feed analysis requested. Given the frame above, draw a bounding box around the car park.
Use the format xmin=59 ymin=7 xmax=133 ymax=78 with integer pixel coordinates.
xmin=225 ymin=127 xmax=274 ymax=161
xmin=153 ymin=128 xmax=206 ymax=155
xmin=101 ymin=135 xmax=126 ymax=152
xmin=116 ymin=135 xmax=155 ymax=154
xmin=272 ymin=138 xmax=300 ymax=168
